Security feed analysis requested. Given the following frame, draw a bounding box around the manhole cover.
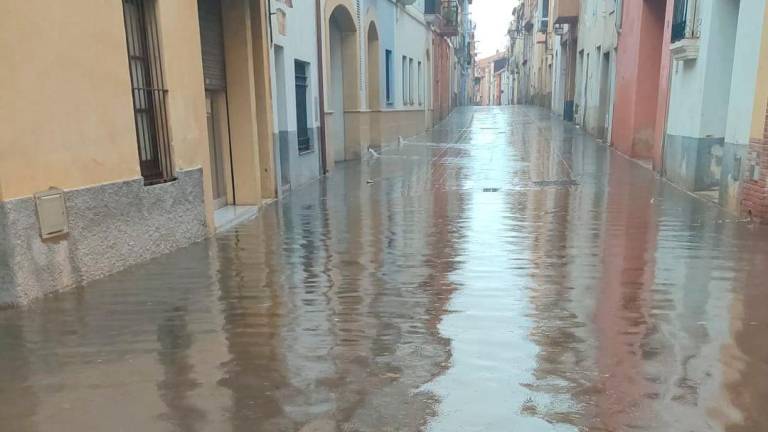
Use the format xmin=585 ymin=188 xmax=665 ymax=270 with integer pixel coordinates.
xmin=532 ymin=179 xmax=579 ymax=188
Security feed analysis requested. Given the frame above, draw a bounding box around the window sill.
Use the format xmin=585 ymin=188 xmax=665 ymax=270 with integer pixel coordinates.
xmin=298 ymin=149 xmax=315 ymax=156
xmin=671 ymin=38 xmax=699 ymax=62
xmin=144 ymin=176 xmax=177 ymax=187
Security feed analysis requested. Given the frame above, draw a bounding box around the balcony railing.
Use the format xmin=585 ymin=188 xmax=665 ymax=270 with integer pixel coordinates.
xmin=425 ymin=0 xmax=459 ymax=37
xmin=671 ymin=0 xmax=687 ymax=41
xmin=670 ymin=0 xmax=700 ymax=61
xmin=671 ymin=0 xmax=699 ymax=42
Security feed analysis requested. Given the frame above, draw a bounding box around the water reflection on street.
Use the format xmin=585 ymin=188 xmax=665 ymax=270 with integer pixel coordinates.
xmin=2 ymin=106 xmax=768 ymax=431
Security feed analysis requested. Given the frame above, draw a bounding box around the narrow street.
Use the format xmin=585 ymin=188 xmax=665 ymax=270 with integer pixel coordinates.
xmin=3 ymin=106 xmax=768 ymax=431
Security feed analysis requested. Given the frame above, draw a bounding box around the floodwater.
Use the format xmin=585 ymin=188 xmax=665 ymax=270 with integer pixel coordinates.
xmin=2 ymin=106 xmax=768 ymax=432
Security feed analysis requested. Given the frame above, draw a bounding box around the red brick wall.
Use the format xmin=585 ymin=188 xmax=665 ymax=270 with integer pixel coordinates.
xmin=741 ymin=106 xmax=768 ymax=221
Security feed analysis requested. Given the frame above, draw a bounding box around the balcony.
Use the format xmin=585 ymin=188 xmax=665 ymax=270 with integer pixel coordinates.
xmin=670 ymin=0 xmax=699 ymax=61
xmin=553 ymin=0 xmax=579 ymax=24
xmin=425 ymin=0 xmax=460 ymax=37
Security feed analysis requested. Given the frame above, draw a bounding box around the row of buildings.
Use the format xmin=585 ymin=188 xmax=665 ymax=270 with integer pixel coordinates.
xmin=478 ymin=0 xmax=768 ymax=223
xmin=0 ymin=0 xmax=476 ymax=305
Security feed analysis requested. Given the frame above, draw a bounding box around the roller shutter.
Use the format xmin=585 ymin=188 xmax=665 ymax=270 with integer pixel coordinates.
xmin=198 ymin=0 xmax=226 ymax=90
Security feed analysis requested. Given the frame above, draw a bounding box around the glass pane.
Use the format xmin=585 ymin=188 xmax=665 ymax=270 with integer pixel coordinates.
xmin=136 ymin=113 xmax=155 ymax=161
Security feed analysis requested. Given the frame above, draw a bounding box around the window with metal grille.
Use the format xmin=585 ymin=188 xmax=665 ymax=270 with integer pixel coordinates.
xmin=409 ymin=58 xmax=414 ymax=105
xmin=402 ymin=56 xmax=408 ymax=104
xmin=418 ymin=61 xmax=423 ymax=105
xmin=122 ymin=0 xmax=174 ymax=184
xmin=385 ymin=50 xmax=393 ymax=104
xmin=295 ymin=61 xmax=311 ymax=154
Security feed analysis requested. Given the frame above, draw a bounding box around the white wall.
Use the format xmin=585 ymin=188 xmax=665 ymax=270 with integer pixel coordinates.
xmin=667 ymin=0 xmax=738 ymax=138
xmin=270 ymin=1 xmax=320 ymax=133
xmin=725 ymin=0 xmax=767 ymax=145
xmin=552 ymin=35 xmax=565 ymax=115
xmin=393 ymin=4 xmax=430 ymax=111
xmin=574 ymin=0 xmax=618 ymax=135
xmin=329 ymin=21 xmax=345 ymax=162
xmin=270 ymin=0 xmax=323 ymax=185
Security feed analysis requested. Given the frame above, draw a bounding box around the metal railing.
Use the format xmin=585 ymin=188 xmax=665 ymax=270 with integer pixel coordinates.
xmin=671 ymin=0 xmax=690 ymax=42
xmin=131 ymin=87 xmax=174 ymax=183
xmin=123 ymin=0 xmax=174 ymax=184
xmin=425 ymin=0 xmax=459 ymax=36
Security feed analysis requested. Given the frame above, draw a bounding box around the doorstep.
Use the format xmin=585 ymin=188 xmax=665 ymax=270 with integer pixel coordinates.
xmin=214 ymin=205 xmax=259 ymax=232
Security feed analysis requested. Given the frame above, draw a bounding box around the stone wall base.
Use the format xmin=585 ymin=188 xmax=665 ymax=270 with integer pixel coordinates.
xmin=0 ymin=169 xmax=207 ymax=306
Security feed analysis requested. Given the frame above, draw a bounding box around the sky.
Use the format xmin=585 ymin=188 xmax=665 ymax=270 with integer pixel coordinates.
xmin=469 ymin=0 xmax=519 ymax=59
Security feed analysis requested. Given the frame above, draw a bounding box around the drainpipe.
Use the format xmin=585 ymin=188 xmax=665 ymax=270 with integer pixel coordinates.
xmin=315 ymin=0 xmax=329 ymax=174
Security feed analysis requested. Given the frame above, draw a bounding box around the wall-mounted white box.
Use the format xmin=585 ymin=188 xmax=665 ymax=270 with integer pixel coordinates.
xmin=34 ymin=188 xmax=68 ymax=240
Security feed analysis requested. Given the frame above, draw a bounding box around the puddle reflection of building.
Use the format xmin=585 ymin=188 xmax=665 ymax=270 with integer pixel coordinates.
xmin=216 ymin=217 xmax=292 ymax=431
xmin=592 ymin=149 xmax=659 ymax=430
xmin=521 ymin=118 xmax=601 ymax=427
xmin=156 ymin=305 xmax=205 ymax=431
xmin=722 ymin=239 xmax=768 ymax=432
xmin=0 ymin=314 xmax=39 ymax=432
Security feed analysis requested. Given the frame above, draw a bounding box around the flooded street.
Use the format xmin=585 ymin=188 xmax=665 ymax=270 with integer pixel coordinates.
xmin=3 ymin=106 xmax=768 ymax=431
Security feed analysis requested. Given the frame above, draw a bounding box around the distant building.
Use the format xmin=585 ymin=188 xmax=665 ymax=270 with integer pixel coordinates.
xmin=474 ymin=52 xmax=506 ymax=106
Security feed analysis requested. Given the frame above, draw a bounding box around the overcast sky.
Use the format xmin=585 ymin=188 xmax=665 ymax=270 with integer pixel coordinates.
xmin=469 ymin=0 xmax=519 ymax=59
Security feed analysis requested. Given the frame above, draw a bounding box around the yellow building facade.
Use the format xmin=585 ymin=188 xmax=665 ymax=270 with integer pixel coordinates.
xmin=0 ymin=0 xmax=275 ymax=305
xmin=741 ymin=4 xmax=768 ymax=221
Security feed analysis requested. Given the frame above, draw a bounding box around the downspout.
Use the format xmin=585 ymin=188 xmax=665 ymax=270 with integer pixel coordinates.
xmin=315 ymin=0 xmax=329 ymax=174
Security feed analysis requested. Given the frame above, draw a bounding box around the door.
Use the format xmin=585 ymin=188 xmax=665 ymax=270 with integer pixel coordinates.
xmin=598 ymin=51 xmax=611 ymax=140
xmin=274 ymin=46 xmax=291 ymax=189
xmin=199 ymin=0 xmax=229 ymax=208
xmin=206 ymin=94 xmax=228 ymax=209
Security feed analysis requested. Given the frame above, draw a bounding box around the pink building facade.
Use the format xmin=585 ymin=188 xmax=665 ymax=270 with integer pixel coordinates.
xmin=611 ymin=0 xmax=669 ymax=166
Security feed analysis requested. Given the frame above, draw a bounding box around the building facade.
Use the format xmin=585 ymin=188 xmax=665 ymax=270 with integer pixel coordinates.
xmin=474 ymin=52 xmax=505 ymax=106
xmin=508 ymin=3 xmax=528 ymax=105
xmin=574 ymin=0 xmax=618 ymax=141
xmin=508 ymin=0 xmax=768 ymax=222
xmin=1 ymin=0 xmax=275 ymax=305
xmin=611 ymin=0 xmax=667 ymax=162
xmin=739 ymin=1 xmax=768 ymax=221
xmin=551 ymin=0 xmax=579 ymax=121
xmin=663 ymin=0 xmax=767 ymax=211
xmin=269 ymin=0 xmax=324 ymax=193
xmin=0 ymin=0 xmax=474 ymax=306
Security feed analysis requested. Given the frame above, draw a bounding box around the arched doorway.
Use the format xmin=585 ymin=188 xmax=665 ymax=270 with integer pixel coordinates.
xmin=367 ymin=21 xmax=381 ymax=149
xmin=327 ymin=5 xmax=358 ymax=163
xmin=366 ymin=22 xmax=380 ymax=109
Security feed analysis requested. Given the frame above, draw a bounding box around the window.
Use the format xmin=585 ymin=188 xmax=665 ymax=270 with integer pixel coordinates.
xmin=424 ymin=0 xmax=439 ymax=14
xmin=402 ymin=56 xmax=408 ymax=104
xmin=122 ymin=0 xmax=173 ymax=184
xmin=385 ymin=50 xmax=393 ymax=104
xmin=409 ymin=58 xmax=415 ymax=105
xmin=418 ymin=61 xmax=423 ymax=105
xmin=295 ymin=60 xmax=311 ymax=154
xmin=672 ymin=0 xmax=698 ymax=42
xmin=539 ymin=0 xmax=549 ymax=32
